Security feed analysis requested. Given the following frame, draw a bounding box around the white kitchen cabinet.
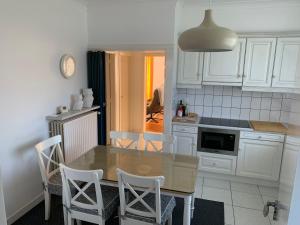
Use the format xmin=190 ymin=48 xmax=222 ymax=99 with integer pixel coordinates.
xmin=202 ymin=38 xmax=246 ymax=86
xmin=177 ymin=50 xmax=203 ymax=87
xmin=280 ymin=136 xmax=300 ymax=187
xmin=272 ymin=37 xmax=300 ymax=88
xmin=237 ymin=138 xmax=283 ymax=181
xmin=243 ymin=38 xmax=277 ymax=87
xmin=197 ymin=152 xmax=237 ymax=175
xmin=173 ymin=131 xmax=197 ymax=156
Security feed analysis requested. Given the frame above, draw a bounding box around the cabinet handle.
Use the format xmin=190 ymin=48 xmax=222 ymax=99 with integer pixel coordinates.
xmin=212 ymin=162 xmax=216 ymax=167
xmin=272 ymin=75 xmax=276 ymax=79
xmin=237 ymin=74 xmax=241 ymax=78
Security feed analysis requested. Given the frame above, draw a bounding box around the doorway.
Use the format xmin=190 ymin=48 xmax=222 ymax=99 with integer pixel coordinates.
xmin=145 ymin=53 xmax=165 ymax=133
xmin=105 ymin=51 xmax=166 ymax=142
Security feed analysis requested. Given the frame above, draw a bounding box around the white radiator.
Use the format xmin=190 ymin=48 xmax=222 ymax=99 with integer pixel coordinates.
xmin=49 ymin=111 xmax=98 ymax=163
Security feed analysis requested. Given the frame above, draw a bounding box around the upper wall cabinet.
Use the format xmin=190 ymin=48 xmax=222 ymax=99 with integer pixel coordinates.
xmin=202 ymin=38 xmax=246 ymax=86
xmin=243 ymin=38 xmax=277 ymax=87
xmin=177 ymin=50 xmax=204 ymax=88
xmin=272 ymin=37 xmax=300 ymax=88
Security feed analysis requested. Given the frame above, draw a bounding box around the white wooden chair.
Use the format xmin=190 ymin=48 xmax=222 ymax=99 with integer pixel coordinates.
xmin=143 ymin=133 xmax=175 ymax=153
xmin=116 ymin=168 xmax=176 ymax=225
xmin=110 ymin=131 xmax=140 ymax=149
xmin=60 ymin=164 xmax=119 ymax=225
xmin=35 ymin=135 xmax=65 ymax=221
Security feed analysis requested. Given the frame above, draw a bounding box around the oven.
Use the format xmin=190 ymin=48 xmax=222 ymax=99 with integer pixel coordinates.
xmin=197 ymin=127 xmax=240 ymax=156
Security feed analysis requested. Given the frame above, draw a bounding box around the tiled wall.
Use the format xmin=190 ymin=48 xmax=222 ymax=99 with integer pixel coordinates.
xmin=175 ymin=86 xmax=295 ymax=123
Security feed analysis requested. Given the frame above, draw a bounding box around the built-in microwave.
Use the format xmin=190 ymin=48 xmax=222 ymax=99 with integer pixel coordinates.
xmin=197 ymin=127 xmax=240 ymax=156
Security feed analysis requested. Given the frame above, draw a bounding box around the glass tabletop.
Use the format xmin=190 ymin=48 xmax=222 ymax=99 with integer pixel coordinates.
xmin=68 ymin=145 xmax=199 ymax=194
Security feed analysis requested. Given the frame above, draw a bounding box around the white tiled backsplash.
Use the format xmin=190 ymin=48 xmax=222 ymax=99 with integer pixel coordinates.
xmin=175 ymin=86 xmax=299 ymax=123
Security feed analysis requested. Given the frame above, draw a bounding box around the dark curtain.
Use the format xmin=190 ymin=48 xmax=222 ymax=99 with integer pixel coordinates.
xmin=87 ymin=51 xmax=106 ymax=145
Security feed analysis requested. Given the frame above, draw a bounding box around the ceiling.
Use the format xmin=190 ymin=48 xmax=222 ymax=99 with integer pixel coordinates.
xmin=83 ymin=0 xmax=300 ymax=7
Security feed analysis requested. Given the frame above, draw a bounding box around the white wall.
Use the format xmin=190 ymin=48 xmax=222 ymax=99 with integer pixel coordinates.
xmin=0 ymin=169 xmax=7 ymax=225
xmin=87 ymin=0 xmax=176 ymax=48
xmin=179 ymin=1 xmax=300 ymax=33
xmin=0 ymin=0 xmax=88 ymax=223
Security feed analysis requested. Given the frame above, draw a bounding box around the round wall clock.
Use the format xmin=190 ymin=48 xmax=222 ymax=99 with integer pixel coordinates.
xmin=60 ymin=54 xmax=76 ymax=79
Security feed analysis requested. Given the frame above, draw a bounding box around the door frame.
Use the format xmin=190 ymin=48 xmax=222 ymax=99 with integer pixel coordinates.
xmin=97 ymin=44 xmax=175 ymax=137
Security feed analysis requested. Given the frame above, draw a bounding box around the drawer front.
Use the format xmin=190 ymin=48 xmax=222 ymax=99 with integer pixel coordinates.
xmin=240 ymin=131 xmax=284 ymax=142
xmin=173 ymin=124 xmax=198 ymax=134
xmin=198 ymin=153 xmax=237 ymax=175
xmin=286 ymin=136 xmax=300 ymax=146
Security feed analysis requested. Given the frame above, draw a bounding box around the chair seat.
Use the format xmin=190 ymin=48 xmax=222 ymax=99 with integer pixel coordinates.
xmin=48 ymin=172 xmax=63 ymax=195
xmin=125 ymin=193 xmax=176 ymax=224
xmin=48 ymin=172 xmax=80 ymax=196
xmin=71 ymin=185 xmax=119 ymax=220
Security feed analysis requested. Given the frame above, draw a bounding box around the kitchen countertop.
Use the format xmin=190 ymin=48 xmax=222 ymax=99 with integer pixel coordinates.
xmin=286 ymin=124 xmax=300 ymax=137
xmin=250 ymin=121 xmax=288 ymax=134
xmin=172 ymin=117 xmax=294 ymax=134
xmin=172 ymin=116 xmax=253 ymax=131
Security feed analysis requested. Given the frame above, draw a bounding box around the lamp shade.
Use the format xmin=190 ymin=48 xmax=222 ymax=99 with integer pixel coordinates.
xmin=178 ymin=9 xmax=238 ymax=52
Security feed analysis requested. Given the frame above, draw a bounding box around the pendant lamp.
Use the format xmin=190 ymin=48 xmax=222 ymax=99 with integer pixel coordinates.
xmin=178 ymin=9 xmax=238 ymax=52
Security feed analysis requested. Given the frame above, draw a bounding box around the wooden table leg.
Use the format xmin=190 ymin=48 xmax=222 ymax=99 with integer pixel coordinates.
xmin=183 ymin=195 xmax=192 ymax=225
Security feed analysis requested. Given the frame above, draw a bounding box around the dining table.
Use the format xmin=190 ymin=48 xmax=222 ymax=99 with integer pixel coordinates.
xmin=68 ymin=145 xmax=199 ymax=225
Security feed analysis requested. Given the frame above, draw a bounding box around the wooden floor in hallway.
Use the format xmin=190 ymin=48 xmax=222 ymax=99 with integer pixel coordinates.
xmin=145 ymin=113 xmax=164 ymax=133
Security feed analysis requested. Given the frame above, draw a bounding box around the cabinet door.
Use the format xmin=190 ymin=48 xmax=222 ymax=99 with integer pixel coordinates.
xmin=202 ymin=38 xmax=246 ymax=85
xmin=177 ymin=50 xmax=203 ymax=86
xmin=243 ymin=38 xmax=276 ymax=87
xmin=173 ymin=132 xmax=197 ymax=156
xmin=237 ymin=139 xmax=283 ymax=181
xmin=272 ymin=37 xmax=300 ymax=88
xmin=280 ymin=143 xmax=300 ymax=187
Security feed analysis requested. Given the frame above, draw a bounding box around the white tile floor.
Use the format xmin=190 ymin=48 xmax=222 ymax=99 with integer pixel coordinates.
xmin=195 ymin=176 xmax=279 ymax=225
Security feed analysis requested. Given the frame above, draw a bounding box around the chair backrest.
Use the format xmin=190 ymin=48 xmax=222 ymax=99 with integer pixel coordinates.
xmin=110 ymin=131 xmax=140 ymax=149
xmin=60 ymin=164 xmax=104 ymax=216
xmin=116 ymin=168 xmax=165 ymax=224
xmin=148 ymin=89 xmax=163 ymax=113
xmin=35 ymin=135 xmax=64 ymax=185
xmin=143 ymin=133 xmax=174 ymax=153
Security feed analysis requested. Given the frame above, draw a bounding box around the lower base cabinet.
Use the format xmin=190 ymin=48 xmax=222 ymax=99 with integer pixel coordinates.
xmin=197 ymin=152 xmax=237 ymax=175
xmin=173 ymin=131 xmax=197 ymax=156
xmin=237 ymin=138 xmax=283 ymax=181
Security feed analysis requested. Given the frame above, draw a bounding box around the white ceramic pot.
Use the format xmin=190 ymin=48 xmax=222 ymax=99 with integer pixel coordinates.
xmin=72 ymin=94 xmax=83 ymax=101
xmin=72 ymin=101 xmax=83 ymax=111
xmin=82 ymin=88 xmax=93 ymax=96
xmin=83 ymin=96 xmax=94 ymax=108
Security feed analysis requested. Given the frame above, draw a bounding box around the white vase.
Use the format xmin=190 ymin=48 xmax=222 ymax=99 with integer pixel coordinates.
xmin=82 ymin=88 xmax=93 ymax=95
xmin=72 ymin=101 xmax=83 ymax=111
xmin=83 ymin=95 xmax=94 ymax=108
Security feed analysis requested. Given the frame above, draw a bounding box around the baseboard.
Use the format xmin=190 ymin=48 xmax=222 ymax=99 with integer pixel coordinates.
xmin=198 ymin=171 xmax=279 ymax=187
xmin=7 ymin=193 xmax=44 ymax=225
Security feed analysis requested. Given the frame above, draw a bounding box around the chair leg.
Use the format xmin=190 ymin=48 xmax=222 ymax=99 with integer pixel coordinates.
xmin=168 ymin=214 xmax=172 ymax=225
xmin=44 ymin=191 xmax=51 ymax=220
xmin=68 ymin=214 xmax=74 ymax=225
xmin=62 ymin=195 xmax=68 ymax=225
xmin=118 ymin=207 xmax=121 ymax=225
